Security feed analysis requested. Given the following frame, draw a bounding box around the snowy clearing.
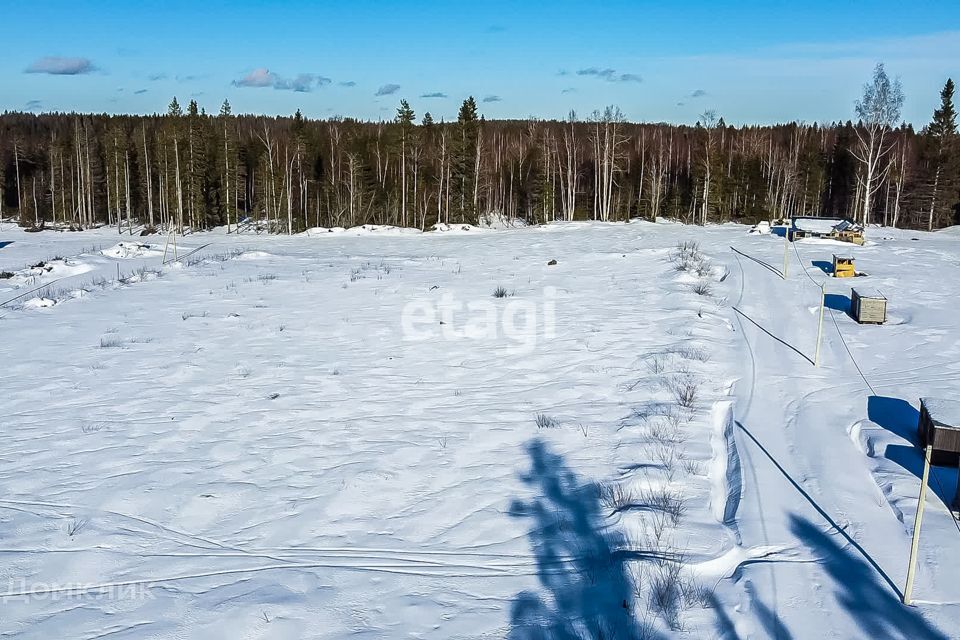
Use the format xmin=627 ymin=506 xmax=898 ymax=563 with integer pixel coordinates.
xmin=1 ymin=220 xmax=958 ymax=639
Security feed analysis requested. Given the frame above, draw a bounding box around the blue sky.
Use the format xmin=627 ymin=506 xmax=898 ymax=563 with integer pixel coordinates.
xmin=2 ymin=0 xmax=958 ymax=125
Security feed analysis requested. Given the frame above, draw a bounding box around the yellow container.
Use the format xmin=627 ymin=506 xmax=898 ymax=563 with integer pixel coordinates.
xmin=833 ymin=255 xmax=856 ymax=278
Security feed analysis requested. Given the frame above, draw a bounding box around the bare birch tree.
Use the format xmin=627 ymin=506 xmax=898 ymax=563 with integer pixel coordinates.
xmin=851 ymin=63 xmax=904 ymax=225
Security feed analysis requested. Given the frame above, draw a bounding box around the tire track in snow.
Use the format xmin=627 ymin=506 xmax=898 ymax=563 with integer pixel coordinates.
xmin=0 ymin=559 xmax=565 ymax=600
xmin=728 ymin=248 xmax=786 ymax=637
xmin=0 ymin=497 xmax=294 ymax=564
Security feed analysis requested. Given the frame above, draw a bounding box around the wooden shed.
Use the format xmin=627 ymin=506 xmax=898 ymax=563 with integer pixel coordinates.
xmin=918 ymin=398 xmax=960 ymax=467
xmin=851 ymin=288 xmax=887 ymax=324
xmin=832 ymin=255 xmax=856 ymax=278
xmin=836 ymin=228 xmax=865 ymax=246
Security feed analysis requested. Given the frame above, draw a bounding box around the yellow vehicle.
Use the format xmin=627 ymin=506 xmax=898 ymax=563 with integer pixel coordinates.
xmin=833 ymin=255 xmax=856 ymax=278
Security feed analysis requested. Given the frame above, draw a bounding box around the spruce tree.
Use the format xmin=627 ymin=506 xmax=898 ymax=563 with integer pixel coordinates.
xmin=923 ymin=78 xmax=957 ymax=229
xmin=167 ymin=97 xmax=182 ymax=117
xmin=218 ymin=99 xmax=234 ymax=230
xmin=930 ymin=79 xmax=957 ymax=138
xmin=396 ymin=100 xmax=415 ymax=126
xmin=455 ymin=97 xmax=480 ymax=221
xmin=165 ymin=97 xmax=186 ymax=229
xmin=184 ymin=99 xmax=209 ymax=227
xmin=396 ymin=100 xmax=416 ymax=226
xmin=292 ymin=109 xmax=307 ymax=231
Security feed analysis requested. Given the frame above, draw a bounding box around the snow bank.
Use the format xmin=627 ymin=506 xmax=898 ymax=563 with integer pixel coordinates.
xmin=432 ymin=222 xmax=482 ymax=233
xmin=8 ymin=257 xmax=94 ymax=287
xmin=22 ymin=296 xmax=56 ymax=309
xmin=300 ymin=226 xmax=347 ymax=235
xmin=101 ymin=242 xmax=164 ymax=259
xmin=301 ymin=224 xmax=422 ymax=236
xmin=709 ymin=400 xmax=742 ymax=532
xmin=234 ymin=250 xmax=273 ymax=260
xmin=476 ymin=213 xmax=529 ymax=229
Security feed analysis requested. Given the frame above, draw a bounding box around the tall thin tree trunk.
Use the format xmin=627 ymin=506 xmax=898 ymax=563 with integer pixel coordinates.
xmin=143 ymin=124 xmax=154 ymax=228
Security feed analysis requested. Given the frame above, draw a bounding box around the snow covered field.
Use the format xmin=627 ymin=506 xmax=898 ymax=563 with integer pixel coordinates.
xmin=1 ymin=220 xmax=958 ymax=639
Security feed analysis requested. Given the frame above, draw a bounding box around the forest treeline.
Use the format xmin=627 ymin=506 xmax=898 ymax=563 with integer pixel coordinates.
xmin=1 ymin=73 xmax=957 ymax=233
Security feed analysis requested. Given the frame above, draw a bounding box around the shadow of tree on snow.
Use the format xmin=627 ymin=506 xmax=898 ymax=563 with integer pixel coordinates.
xmin=507 ymin=439 xmax=665 ymax=640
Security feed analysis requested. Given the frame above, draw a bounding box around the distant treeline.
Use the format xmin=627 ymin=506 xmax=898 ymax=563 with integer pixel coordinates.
xmin=1 ymin=83 xmax=957 ymax=233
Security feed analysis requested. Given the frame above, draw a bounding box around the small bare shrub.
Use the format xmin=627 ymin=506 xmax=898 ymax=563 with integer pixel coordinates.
xmin=642 ymin=487 xmax=687 ymax=526
xmin=651 ymin=442 xmax=679 ymax=480
xmin=99 ymin=336 xmax=124 ymax=348
xmin=670 ymin=375 xmax=700 ymax=409
xmin=680 ymin=576 xmax=715 ymax=609
xmin=66 ymin=517 xmax=87 ymax=537
xmin=670 ymin=241 xmax=701 ymax=263
xmin=675 ymin=345 xmax=710 ymax=363
xmin=694 ymin=260 xmax=714 ymax=278
xmin=81 ymin=422 xmax=105 ymax=434
xmin=680 ymin=454 xmax=703 ymax=476
xmin=601 ymin=482 xmax=638 ymax=514
xmin=631 ymin=406 xmax=653 ymax=424
xmin=692 ymin=281 xmax=713 ymax=297
xmin=535 ymin=413 xmax=560 ymax=429
xmin=649 ymin=558 xmax=684 ymax=630
xmin=492 ymin=285 xmax=509 ymax=298
xmin=668 ymin=405 xmax=694 ymax=426
xmin=669 ymin=241 xmax=707 ymax=271
xmin=650 ymin=420 xmax=684 ymax=446
xmin=645 ymin=353 xmax=668 ymax=375
xmin=645 ymin=509 xmax=672 ymax=546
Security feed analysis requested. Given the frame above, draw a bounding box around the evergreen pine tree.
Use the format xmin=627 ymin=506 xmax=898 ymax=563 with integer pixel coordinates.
xmin=455 ymin=97 xmax=480 ymax=221
xmin=825 ymin=122 xmax=858 ymax=219
xmin=185 ymin=99 xmax=208 ymax=227
xmin=929 ymin=79 xmax=957 ymax=138
xmin=922 ymin=78 xmax=958 ymax=229
xmin=396 ymin=100 xmax=415 ymax=126
xmin=218 ymin=99 xmax=235 ymax=230
xmin=167 ymin=97 xmax=182 ymax=118
xmin=396 ymin=100 xmax=416 ymax=226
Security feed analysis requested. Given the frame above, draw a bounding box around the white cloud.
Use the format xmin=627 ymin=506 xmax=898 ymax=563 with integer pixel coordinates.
xmin=233 ymin=68 xmax=331 ymax=92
